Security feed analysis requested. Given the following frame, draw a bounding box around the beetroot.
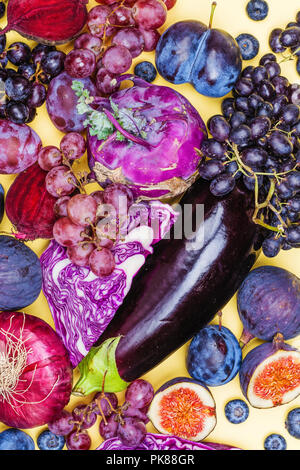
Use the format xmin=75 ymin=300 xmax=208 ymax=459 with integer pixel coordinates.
xmin=0 ymin=0 xmax=88 ymax=45
xmin=0 ymin=119 xmax=41 ymax=174
xmin=237 ymin=266 xmax=300 ymax=346
xmin=239 ymin=334 xmax=300 ymax=409
xmin=5 ymin=163 xmax=58 ymax=240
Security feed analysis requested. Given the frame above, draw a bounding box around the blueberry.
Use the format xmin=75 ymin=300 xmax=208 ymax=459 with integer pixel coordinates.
xmin=37 ymin=430 xmax=65 ymax=451
xmin=0 ymin=428 xmax=35 ymax=450
xmin=246 ymin=0 xmax=269 ymax=21
xmin=264 ymin=434 xmax=287 ymax=450
xmin=225 ymin=399 xmax=249 ymax=424
xmin=285 ymin=408 xmax=300 ymax=438
xmin=134 ymin=61 xmax=157 ymax=83
xmin=236 ymin=34 xmax=260 ymax=60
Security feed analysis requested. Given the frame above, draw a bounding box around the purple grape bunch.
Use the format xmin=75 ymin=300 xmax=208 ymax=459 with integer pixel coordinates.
xmin=198 ymin=53 xmax=300 ymax=258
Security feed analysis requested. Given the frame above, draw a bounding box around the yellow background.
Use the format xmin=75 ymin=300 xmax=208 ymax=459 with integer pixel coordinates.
xmin=0 ymin=0 xmax=300 ymax=451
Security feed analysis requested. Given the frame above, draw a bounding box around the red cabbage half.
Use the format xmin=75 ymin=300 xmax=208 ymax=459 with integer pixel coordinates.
xmin=72 ymin=76 xmax=207 ymax=200
xmin=40 ymin=202 xmax=177 ymax=367
xmin=97 ymin=433 xmax=241 ymax=450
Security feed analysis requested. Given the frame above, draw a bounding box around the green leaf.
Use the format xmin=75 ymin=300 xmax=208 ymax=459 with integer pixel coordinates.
xmin=72 ymin=337 xmax=129 ymax=395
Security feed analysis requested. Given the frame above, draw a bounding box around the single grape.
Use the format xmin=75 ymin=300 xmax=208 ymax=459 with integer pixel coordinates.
xmin=230 ymin=111 xmax=247 ymax=128
xmin=95 ymin=67 xmax=119 ymax=95
xmin=276 ymin=181 xmax=295 ymax=200
xmin=259 ymin=53 xmax=277 ymax=66
xmin=234 ymin=77 xmax=255 ymax=96
xmin=235 ymin=96 xmax=252 ymax=115
xmin=257 ymin=101 xmax=274 ymax=118
xmin=132 ymin=0 xmax=167 ymax=30
xmin=64 ymin=49 xmax=96 ymax=79
xmin=72 ymin=405 xmax=98 ymax=430
xmin=5 ymin=101 xmax=29 ymax=124
xmin=38 ymin=146 xmax=63 ymax=171
xmin=48 ymin=410 xmax=75 ymax=436
xmin=103 ymin=183 xmax=134 ymax=215
xmin=125 ymin=379 xmax=154 ymax=409
xmin=251 ymin=66 xmax=269 ymax=86
xmin=41 ymin=51 xmax=66 ymax=77
xmin=27 ymin=82 xmax=47 ymax=108
xmin=18 ymin=63 xmax=37 ymax=80
xmin=60 ymin=132 xmax=87 ymax=161
xmin=280 ymin=26 xmax=300 ymax=48
xmin=248 ymin=93 xmax=264 ymax=112
xmin=138 ymin=28 xmax=161 ymax=52
xmin=74 ymin=33 xmax=103 ymax=56
xmin=262 ymin=235 xmax=282 ymax=257
xmin=5 ymin=75 xmax=32 ymax=102
xmin=271 ymin=75 xmax=289 ymax=95
xmin=89 ymin=247 xmax=116 ymax=277
xmin=67 ymin=194 xmax=98 ymax=227
xmin=66 ymin=430 xmax=91 ymax=451
xmin=7 ymin=42 xmax=31 ymax=65
xmin=242 ymin=174 xmax=263 ymax=191
xmin=267 ymin=131 xmax=293 ymax=157
xmin=95 ymin=218 xmax=117 ymax=248
xmin=99 ymin=414 xmax=119 ymax=440
xmin=210 ymin=174 xmax=236 ymax=197
xmin=112 ymin=27 xmax=144 ymax=58
xmin=102 ymin=45 xmax=132 ymax=74
xmin=54 ymin=196 xmax=71 ymax=218
xmin=225 ymin=160 xmax=242 ymax=179
xmin=272 ymin=94 xmax=289 ymax=117
xmin=122 ymin=404 xmax=149 ymax=423
xmin=257 ymin=79 xmax=276 ymax=100
xmin=250 ymin=116 xmax=271 ymax=140
xmin=198 ymin=159 xmax=225 ymax=180
xmin=91 ymin=190 xmax=105 ymax=205
xmin=229 ymin=124 xmax=252 ymax=146
xmin=241 ymin=147 xmax=268 ymax=169
xmin=281 ymin=104 xmax=300 ymax=126
xmin=45 ymin=166 xmax=77 ymax=197
xmin=286 ymin=171 xmax=300 ymax=191
xmin=264 ymin=61 xmax=281 ymax=80
xmin=162 ymin=0 xmax=177 ymax=9
xmin=207 ymin=115 xmax=231 ymax=142
xmin=67 ymin=243 xmax=95 ymax=267
xmin=117 ymin=417 xmax=146 ymax=448
xmin=32 ymin=44 xmax=56 ymax=65
xmin=109 ymin=5 xmax=135 ymax=27
xmin=221 ymin=97 xmax=235 ymax=119
xmin=53 ymin=217 xmax=86 ymax=247
xmin=200 ymin=139 xmax=226 ymax=159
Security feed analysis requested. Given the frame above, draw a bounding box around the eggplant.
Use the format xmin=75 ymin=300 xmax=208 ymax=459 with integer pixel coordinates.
xmin=0 ymin=184 xmax=4 ymax=224
xmin=74 ymin=179 xmax=259 ymax=394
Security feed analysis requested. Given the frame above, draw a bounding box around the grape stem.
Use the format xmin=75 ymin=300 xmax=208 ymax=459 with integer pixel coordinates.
xmin=279 ymin=45 xmax=300 ymax=63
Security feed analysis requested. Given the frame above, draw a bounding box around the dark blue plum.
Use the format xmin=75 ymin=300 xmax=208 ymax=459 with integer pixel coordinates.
xmin=0 ymin=428 xmax=35 ymax=450
xmin=0 ymin=184 xmax=4 ymax=224
xmin=0 ymin=235 xmax=42 ymax=311
xmin=187 ymin=325 xmax=242 ymax=386
xmin=264 ymin=434 xmax=287 ymax=450
xmin=285 ymin=408 xmax=300 ymax=439
xmin=37 ymin=430 xmax=65 ymax=450
xmin=155 ymin=20 xmax=242 ymax=98
xmin=225 ymin=399 xmax=249 ymax=424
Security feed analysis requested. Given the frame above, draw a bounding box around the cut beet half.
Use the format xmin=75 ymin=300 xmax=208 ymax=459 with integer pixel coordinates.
xmin=148 ymin=378 xmax=216 ymax=441
xmin=240 ymin=335 xmax=300 ymax=409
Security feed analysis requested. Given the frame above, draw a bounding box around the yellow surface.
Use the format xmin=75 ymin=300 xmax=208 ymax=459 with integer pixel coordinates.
xmin=0 ymin=0 xmax=300 ymax=451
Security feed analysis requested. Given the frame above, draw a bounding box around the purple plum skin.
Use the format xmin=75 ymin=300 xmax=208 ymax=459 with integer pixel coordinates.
xmin=187 ymin=325 xmax=242 ymax=386
xmin=237 ymin=266 xmax=300 ymax=341
xmin=155 ymin=21 xmax=242 ymax=98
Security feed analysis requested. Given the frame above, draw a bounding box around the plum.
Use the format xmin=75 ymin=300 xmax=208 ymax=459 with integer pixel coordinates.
xmin=187 ymin=325 xmax=242 ymax=386
xmin=148 ymin=377 xmax=216 ymax=441
xmin=46 ymin=72 xmax=97 ymax=133
xmin=237 ymin=266 xmax=300 ymax=345
xmin=155 ymin=4 xmax=242 ymax=98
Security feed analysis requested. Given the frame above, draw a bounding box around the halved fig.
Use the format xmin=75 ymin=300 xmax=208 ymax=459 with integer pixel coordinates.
xmin=239 ymin=334 xmax=300 ymax=409
xmin=148 ymin=377 xmax=216 ymax=441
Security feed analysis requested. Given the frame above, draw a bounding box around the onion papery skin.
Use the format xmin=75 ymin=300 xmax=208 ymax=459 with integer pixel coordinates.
xmin=239 ymin=336 xmax=300 ymax=409
xmin=5 ymin=164 xmax=58 ymax=240
xmin=0 ymin=312 xmax=73 ymax=429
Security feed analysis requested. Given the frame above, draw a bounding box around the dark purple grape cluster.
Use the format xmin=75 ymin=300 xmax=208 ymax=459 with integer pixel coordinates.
xmin=199 ymin=54 xmax=300 ymax=258
xmin=0 ymin=37 xmax=65 ymax=124
xmin=38 ymin=131 xmax=136 ymax=278
xmin=46 ymin=378 xmax=154 ymax=450
xmin=269 ymin=11 xmax=300 ymax=76
xmin=64 ymin=0 xmax=174 ymax=96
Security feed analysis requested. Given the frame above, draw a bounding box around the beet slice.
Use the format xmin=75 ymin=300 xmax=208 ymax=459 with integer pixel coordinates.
xmin=0 ymin=0 xmax=88 ymax=45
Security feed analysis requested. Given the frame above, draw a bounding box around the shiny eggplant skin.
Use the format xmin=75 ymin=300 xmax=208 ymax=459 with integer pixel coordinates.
xmin=97 ymin=179 xmax=259 ymax=382
xmin=0 ymin=184 xmax=4 ymax=224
